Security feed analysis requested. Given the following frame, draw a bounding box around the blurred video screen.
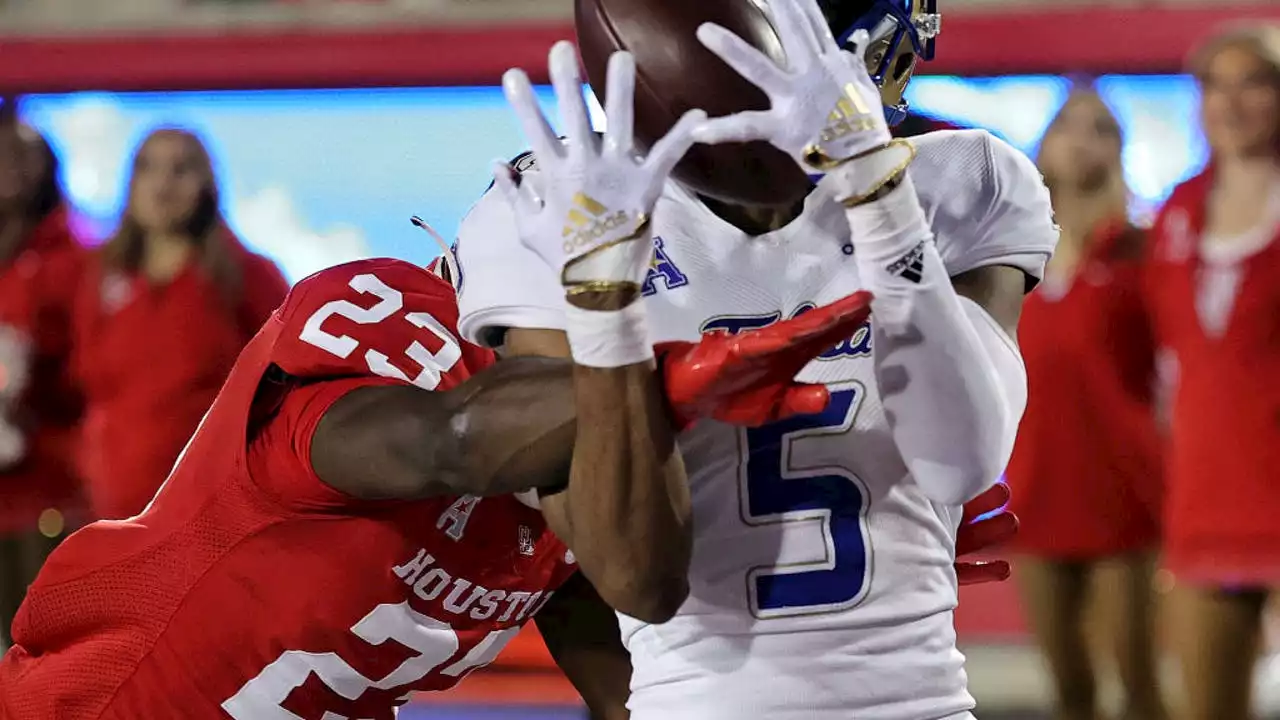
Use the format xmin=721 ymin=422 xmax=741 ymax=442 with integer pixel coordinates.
xmin=17 ymin=74 xmax=1205 ymax=283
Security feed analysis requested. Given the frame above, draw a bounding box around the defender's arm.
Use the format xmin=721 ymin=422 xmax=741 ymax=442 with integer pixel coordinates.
xmin=310 ymin=325 xmax=693 ymax=629
xmin=536 ymin=572 xmax=633 ymax=720
xmin=450 ymin=45 xmax=695 ymax=624
xmin=309 ymin=356 xmax=578 ymax=501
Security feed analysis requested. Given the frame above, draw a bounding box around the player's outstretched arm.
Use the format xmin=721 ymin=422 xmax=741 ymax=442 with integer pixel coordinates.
xmin=310 ymin=355 xmax=579 ymax=501
xmin=485 ymin=43 xmax=704 ymax=624
xmin=695 ymin=0 xmax=1044 ymax=505
xmin=503 ymin=326 xmax=690 ymax=625
xmin=535 ymin=572 xmax=633 ymax=720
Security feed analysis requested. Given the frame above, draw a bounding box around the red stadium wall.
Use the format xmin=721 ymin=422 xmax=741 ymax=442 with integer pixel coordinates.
xmin=2 ymin=3 xmax=1279 ymax=93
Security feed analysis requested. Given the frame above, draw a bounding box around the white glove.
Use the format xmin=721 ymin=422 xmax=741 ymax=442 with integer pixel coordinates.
xmin=493 ymin=40 xmax=704 ymax=296
xmin=494 ymin=40 xmax=704 ymax=368
xmin=692 ymin=0 xmax=914 ymax=203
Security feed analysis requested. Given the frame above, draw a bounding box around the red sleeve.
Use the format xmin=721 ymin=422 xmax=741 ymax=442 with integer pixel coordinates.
xmin=1103 ymin=227 xmax=1160 ymax=405
xmin=237 ymin=253 xmax=290 ymax=338
xmin=36 ymin=246 xmax=86 ymax=357
xmin=1138 ymin=215 xmax=1170 ymax=350
xmin=248 ymin=258 xmax=494 ymax=511
xmin=1113 ymin=260 xmax=1160 ymax=405
xmin=248 ymin=374 xmax=406 ymax=512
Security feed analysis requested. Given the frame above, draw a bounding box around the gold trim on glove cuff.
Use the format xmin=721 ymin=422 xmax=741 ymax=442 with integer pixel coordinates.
xmin=802 ymin=137 xmax=902 ymax=172
xmin=829 ymin=139 xmax=918 ymax=208
xmin=838 ymin=170 xmax=907 ymax=208
xmin=564 ymin=279 xmax=643 ymax=297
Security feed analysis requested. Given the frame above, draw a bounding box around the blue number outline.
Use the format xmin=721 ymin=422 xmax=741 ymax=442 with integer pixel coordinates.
xmin=738 ymin=381 xmax=873 ymax=619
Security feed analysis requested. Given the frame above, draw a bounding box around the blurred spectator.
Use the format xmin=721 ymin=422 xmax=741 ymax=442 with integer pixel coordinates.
xmin=1144 ymin=25 xmax=1280 ymax=720
xmin=1006 ymin=88 xmax=1166 ymax=720
xmin=0 ymin=112 xmax=86 ymax=645
xmin=72 ymin=128 xmax=288 ymax=521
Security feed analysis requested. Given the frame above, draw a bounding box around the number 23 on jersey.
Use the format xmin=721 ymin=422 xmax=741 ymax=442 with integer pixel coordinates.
xmin=298 ymin=272 xmax=465 ymax=391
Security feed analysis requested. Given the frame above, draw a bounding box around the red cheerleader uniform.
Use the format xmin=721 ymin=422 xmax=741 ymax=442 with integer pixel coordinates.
xmin=71 ymin=231 xmax=288 ymax=520
xmin=1145 ymin=169 xmax=1280 ymax=586
xmin=1006 ymin=221 xmax=1163 ymax=559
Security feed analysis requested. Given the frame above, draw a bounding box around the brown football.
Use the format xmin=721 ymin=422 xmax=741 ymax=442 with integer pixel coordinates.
xmin=574 ymin=0 xmax=812 ymax=207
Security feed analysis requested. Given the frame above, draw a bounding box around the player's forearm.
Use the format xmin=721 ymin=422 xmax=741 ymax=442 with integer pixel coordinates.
xmin=314 ymin=357 xmax=579 ymax=500
xmin=556 ymin=359 xmax=691 ymax=623
xmin=544 ymin=293 xmax=691 ymax=624
xmin=431 ymin=357 xmax=584 ymax=496
xmin=847 ymin=177 xmax=1026 ymax=505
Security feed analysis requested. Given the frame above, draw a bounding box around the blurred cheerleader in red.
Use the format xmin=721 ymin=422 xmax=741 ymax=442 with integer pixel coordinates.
xmin=73 ymin=128 xmax=288 ymax=521
xmin=0 ymin=113 xmax=85 ymax=645
xmin=1146 ymin=26 xmax=1280 ymax=720
xmin=1007 ymin=88 xmax=1167 ymax=720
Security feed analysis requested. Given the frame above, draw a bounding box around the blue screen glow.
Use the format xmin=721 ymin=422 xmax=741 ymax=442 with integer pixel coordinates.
xmin=18 ymin=76 xmax=1206 ymax=281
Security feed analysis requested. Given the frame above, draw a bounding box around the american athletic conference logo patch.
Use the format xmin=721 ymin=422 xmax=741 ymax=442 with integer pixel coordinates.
xmin=641 ymin=237 xmax=688 ymax=297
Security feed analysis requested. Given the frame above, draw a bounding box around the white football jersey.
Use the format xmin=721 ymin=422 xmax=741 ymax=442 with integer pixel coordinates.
xmin=454 ymin=129 xmax=1058 ymax=720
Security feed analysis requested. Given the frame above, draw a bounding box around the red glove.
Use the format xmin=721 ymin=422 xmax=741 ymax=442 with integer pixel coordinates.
xmin=658 ymin=291 xmax=873 ymax=428
xmin=955 ymin=483 xmax=1018 ymax=585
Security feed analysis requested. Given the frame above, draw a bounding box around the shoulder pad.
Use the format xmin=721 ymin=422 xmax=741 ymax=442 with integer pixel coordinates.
xmin=271 ymin=258 xmax=493 ymax=390
xmin=911 ymin=129 xmax=1058 ymax=280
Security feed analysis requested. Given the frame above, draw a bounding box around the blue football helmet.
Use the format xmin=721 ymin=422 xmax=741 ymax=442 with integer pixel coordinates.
xmin=819 ymin=0 xmax=942 ymax=125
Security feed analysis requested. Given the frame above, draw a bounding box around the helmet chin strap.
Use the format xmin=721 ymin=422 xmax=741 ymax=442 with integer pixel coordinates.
xmin=411 ymin=215 xmax=462 ymax=292
xmin=884 ymin=102 xmax=910 ymax=126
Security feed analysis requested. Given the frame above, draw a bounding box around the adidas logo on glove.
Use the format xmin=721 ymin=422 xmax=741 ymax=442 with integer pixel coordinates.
xmin=561 ymin=192 xmax=633 ymax=253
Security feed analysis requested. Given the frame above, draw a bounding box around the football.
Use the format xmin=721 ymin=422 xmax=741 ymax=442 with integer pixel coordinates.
xmin=575 ymin=0 xmax=812 ymax=207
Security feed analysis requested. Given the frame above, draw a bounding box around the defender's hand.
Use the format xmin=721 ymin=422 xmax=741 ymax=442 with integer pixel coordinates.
xmin=955 ymin=483 xmax=1018 ymax=586
xmin=493 ymin=41 xmax=704 ymax=292
xmin=658 ymin=291 xmax=873 ymax=428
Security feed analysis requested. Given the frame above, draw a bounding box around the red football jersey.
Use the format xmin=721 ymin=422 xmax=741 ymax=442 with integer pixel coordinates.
xmin=0 ymin=258 xmax=578 ymax=720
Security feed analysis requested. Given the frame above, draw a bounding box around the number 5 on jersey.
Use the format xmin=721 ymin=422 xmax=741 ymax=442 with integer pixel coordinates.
xmin=742 ymin=383 xmax=872 ymax=619
xmin=299 ymin=273 xmax=463 ymax=390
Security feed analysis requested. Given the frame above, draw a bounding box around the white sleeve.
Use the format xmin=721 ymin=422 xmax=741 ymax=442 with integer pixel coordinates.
xmin=910 ymin=129 xmax=1059 ymax=282
xmin=454 ymin=180 xmax=569 ymax=348
xmin=843 ymin=170 xmax=1033 ymax=506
